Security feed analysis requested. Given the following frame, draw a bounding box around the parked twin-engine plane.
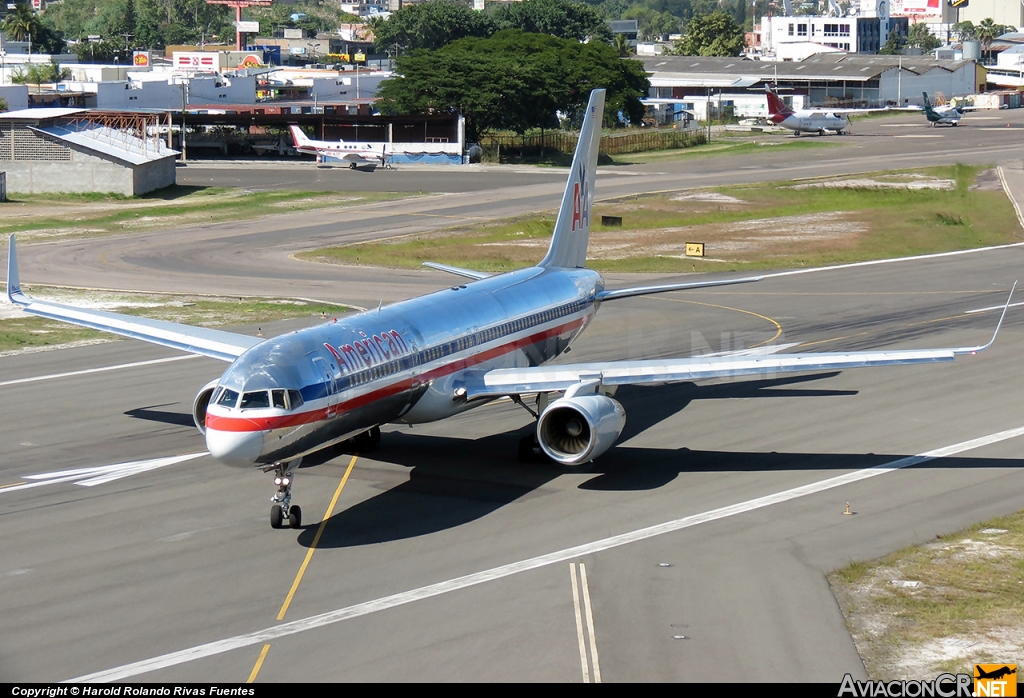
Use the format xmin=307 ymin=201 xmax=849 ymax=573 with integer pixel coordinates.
xmin=289 ymin=125 xmax=384 ymax=170
xmin=765 ymin=86 xmax=890 ymax=135
xmin=5 ymin=89 xmax=1013 ymax=529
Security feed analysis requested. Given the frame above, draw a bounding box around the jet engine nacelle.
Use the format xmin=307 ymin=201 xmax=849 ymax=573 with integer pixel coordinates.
xmin=536 ymin=394 xmax=626 ymax=465
xmin=192 ymin=378 xmax=220 ymax=434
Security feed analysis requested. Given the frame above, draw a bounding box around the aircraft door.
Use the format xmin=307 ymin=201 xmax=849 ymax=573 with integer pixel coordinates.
xmin=311 ymin=355 xmax=340 ymax=416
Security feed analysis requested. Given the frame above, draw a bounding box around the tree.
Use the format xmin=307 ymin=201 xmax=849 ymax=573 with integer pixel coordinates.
xmin=622 ymin=6 xmax=680 ymax=41
xmin=368 ymin=0 xmax=493 ymax=52
xmin=877 ymin=30 xmax=905 ymax=55
xmin=377 ymin=29 xmax=649 ymax=140
xmin=907 ymin=22 xmax=940 ymax=52
xmin=952 ymin=21 xmax=976 ymax=42
xmin=612 ymin=32 xmax=634 ymax=56
xmin=975 ymin=18 xmax=1013 ymax=62
xmin=490 ymin=0 xmax=612 ymax=43
xmin=11 ymin=60 xmax=72 ymax=85
xmin=2 ymin=2 xmax=35 ymax=42
xmin=671 ymin=11 xmax=745 ymax=56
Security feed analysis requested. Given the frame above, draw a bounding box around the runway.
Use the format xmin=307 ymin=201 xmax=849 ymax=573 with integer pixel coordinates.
xmin=3 ymin=110 xmax=1024 ymax=682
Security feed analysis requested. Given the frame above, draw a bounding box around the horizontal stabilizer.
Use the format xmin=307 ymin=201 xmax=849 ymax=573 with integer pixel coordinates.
xmin=422 ymin=262 xmax=492 ymax=281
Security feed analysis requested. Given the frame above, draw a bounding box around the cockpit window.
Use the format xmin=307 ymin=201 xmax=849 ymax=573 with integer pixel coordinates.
xmin=240 ymin=390 xmax=270 ymax=409
xmin=288 ymin=390 xmax=304 ymax=410
xmin=216 ymin=388 xmax=239 ymax=408
xmin=272 ymin=389 xmax=287 ymax=409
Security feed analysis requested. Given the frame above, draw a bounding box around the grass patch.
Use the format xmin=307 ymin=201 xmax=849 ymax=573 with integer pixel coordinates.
xmin=0 ymin=187 xmax=411 ymax=242
xmin=607 ymin=136 xmax=834 ymax=165
xmin=829 ymin=510 xmax=1024 ymax=679
xmin=0 ymin=288 xmax=349 ymax=354
xmin=299 ymin=164 xmax=1022 ymax=274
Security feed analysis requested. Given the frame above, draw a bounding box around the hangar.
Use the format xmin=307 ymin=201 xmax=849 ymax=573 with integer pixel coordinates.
xmin=0 ymin=108 xmax=177 ymax=196
xmin=640 ymin=54 xmax=987 ymax=122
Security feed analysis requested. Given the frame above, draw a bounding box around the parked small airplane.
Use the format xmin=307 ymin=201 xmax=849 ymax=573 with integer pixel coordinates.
xmin=289 ymin=125 xmax=385 ymax=169
xmin=5 ymin=89 xmax=1014 ymax=529
xmin=920 ymin=92 xmax=968 ymax=127
xmin=765 ymin=86 xmax=889 ymax=135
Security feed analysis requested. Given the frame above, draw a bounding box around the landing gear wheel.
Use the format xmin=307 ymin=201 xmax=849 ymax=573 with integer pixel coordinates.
xmin=288 ymin=505 xmax=302 ymax=529
xmin=350 ymin=162 xmax=357 ymax=170
xmin=819 ymin=129 xmax=825 ymax=136
xmin=267 ymin=457 xmax=300 ymax=529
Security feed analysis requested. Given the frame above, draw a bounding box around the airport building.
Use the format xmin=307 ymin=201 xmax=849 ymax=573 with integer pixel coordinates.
xmin=0 ymin=108 xmax=177 ymax=195
xmin=640 ymin=53 xmax=986 ymax=122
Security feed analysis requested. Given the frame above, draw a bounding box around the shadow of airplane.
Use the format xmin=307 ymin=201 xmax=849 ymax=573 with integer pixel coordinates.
xmin=296 ymin=374 xmax=877 ymax=548
xmin=124 ymin=404 xmax=196 ymax=429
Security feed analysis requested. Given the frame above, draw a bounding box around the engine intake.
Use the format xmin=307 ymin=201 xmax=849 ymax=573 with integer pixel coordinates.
xmin=192 ymin=379 xmax=220 ymax=434
xmin=537 ymin=394 xmax=625 ymax=465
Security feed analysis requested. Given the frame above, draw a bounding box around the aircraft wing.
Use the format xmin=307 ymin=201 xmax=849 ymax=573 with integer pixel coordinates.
xmin=6 ymin=236 xmax=262 ymax=362
xmin=462 ymin=286 xmax=1013 ymax=399
xmin=596 ymin=274 xmax=762 ymax=302
xmin=827 ymin=107 xmax=892 ymax=115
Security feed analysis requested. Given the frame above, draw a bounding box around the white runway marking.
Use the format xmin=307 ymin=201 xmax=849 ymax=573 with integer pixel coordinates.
xmin=66 ymin=425 xmax=1024 ymax=682
xmin=0 ymin=355 xmax=200 ymax=388
xmin=967 ymin=300 xmax=1024 ymax=315
xmin=2 ymin=453 xmax=207 ymax=493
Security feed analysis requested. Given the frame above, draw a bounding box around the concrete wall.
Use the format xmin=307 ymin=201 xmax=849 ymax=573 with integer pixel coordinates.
xmin=879 ymin=65 xmax=980 ymax=104
xmin=0 ymin=85 xmax=28 ymax=111
xmin=63 ymin=74 xmax=257 ymax=110
xmin=3 ymin=145 xmax=175 ymax=196
xmin=132 ymin=158 xmax=176 ymax=195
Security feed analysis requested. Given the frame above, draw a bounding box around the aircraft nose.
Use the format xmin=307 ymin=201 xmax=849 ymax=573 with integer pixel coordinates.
xmin=206 ymin=428 xmax=263 ymax=467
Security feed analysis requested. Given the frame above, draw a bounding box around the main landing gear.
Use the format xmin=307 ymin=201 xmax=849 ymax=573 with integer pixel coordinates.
xmin=267 ymin=457 xmax=302 ymax=529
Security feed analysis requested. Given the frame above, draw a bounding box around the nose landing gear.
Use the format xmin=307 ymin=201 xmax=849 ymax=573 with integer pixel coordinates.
xmin=267 ymin=458 xmax=303 ymax=529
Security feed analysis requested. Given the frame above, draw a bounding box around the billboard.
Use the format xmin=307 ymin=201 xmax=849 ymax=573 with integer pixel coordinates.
xmin=133 ymin=51 xmax=150 ymax=67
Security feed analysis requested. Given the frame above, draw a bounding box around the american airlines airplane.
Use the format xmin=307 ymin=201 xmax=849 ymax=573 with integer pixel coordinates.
xmin=766 ymin=86 xmax=889 ymax=136
xmin=5 ymin=90 xmax=1012 ymax=530
xmin=289 ymin=124 xmax=385 ymax=169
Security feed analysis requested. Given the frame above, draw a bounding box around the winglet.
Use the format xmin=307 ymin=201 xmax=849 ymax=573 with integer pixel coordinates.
xmin=538 ymin=88 xmax=605 ymax=269
xmin=6 ymin=234 xmax=25 ymax=305
xmin=954 ymin=280 xmax=1016 ymax=355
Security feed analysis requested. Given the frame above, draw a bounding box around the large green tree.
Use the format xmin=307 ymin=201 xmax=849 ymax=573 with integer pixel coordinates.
xmin=906 ymin=22 xmax=940 ymax=52
xmin=368 ymin=0 xmax=493 ymax=52
xmin=670 ymin=10 xmax=745 ymax=56
xmin=491 ymin=0 xmax=612 ymax=43
xmin=377 ymin=29 xmax=649 ymax=140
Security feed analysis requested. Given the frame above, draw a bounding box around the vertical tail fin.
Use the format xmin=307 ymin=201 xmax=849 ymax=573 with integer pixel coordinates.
xmin=539 ymin=88 xmax=605 ymax=269
xmin=765 ymin=86 xmax=793 ymax=122
xmin=7 ymin=234 xmax=24 ymax=304
xmin=922 ymin=92 xmax=932 ymax=108
xmin=289 ymin=125 xmax=311 ymax=147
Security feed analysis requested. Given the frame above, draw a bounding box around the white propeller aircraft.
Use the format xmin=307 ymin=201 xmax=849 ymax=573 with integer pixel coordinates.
xmin=766 ymin=86 xmax=890 ymax=136
xmin=5 ymin=89 xmax=1013 ymax=529
xmin=289 ymin=125 xmax=385 ymax=170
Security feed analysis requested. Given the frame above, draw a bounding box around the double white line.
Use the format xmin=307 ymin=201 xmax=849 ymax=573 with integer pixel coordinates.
xmin=570 ymin=562 xmax=600 ymax=683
